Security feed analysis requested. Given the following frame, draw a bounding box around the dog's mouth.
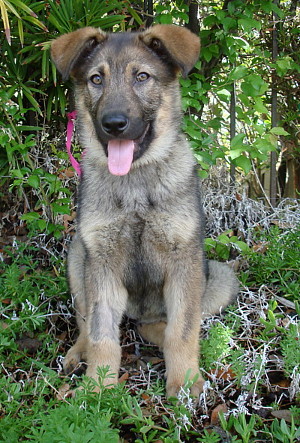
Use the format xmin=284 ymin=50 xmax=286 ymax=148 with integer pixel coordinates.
xmin=105 ymin=123 xmax=152 ymax=176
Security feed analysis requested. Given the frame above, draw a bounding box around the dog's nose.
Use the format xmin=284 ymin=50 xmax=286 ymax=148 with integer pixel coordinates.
xmin=101 ymin=113 xmax=129 ymax=136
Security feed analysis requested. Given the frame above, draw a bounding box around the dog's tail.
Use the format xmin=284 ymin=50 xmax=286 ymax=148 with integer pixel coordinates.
xmin=202 ymin=260 xmax=239 ymax=317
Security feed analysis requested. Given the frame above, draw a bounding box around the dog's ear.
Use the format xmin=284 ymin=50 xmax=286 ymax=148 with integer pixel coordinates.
xmin=140 ymin=25 xmax=200 ymax=77
xmin=51 ymin=27 xmax=107 ymax=80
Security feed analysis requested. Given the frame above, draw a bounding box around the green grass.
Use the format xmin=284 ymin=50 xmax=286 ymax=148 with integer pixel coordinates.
xmin=242 ymin=225 xmax=300 ymax=301
xmin=0 ymin=228 xmax=299 ymax=442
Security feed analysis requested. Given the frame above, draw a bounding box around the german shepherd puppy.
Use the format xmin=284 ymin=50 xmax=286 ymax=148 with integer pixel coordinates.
xmin=51 ymin=25 xmax=238 ymax=397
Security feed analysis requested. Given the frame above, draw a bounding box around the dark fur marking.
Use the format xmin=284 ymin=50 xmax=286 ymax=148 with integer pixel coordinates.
xmin=90 ymin=302 xmax=101 ymax=342
xmin=90 ymin=302 xmax=120 ymax=342
xmin=145 ymin=38 xmax=179 ymax=78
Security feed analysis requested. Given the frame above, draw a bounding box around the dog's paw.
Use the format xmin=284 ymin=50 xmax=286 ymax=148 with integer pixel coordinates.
xmin=189 ymin=377 xmax=205 ymax=397
xmin=166 ymin=374 xmax=204 ymax=399
xmin=63 ymin=346 xmax=85 ymax=375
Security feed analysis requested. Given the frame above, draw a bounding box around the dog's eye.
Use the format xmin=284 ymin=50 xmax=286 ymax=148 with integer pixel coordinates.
xmin=90 ymin=74 xmax=102 ymax=85
xmin=136 ymin=72 xmax=150 ymax=82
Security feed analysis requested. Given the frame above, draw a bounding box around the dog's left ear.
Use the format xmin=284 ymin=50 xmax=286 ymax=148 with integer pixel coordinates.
xmin=141 ymin=24 xmax=200 ymax=77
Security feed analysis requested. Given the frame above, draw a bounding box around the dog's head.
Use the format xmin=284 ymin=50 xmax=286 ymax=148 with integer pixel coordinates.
xmin=51 ymin=25 xmax=200 ymax=176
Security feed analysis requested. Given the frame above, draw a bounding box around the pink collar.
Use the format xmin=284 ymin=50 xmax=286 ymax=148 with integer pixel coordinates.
xmin=66 ymin=111 xmax=82 ymax=176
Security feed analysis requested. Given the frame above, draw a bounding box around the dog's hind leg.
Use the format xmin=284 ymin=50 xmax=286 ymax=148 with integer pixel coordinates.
xmin=138 ymin=321 xmax=167 ymax=349
xmin=63 ymin=236 xmax=88 ymax=375
xmin=201 ymin=260 xmax=239 ymax=317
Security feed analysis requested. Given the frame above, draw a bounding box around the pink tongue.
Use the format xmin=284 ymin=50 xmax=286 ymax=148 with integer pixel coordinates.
xmin=107 ymin=139 xmax=134 ymax=176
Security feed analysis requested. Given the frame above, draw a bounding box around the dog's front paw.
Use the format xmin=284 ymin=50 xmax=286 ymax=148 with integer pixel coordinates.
xmin=63 ymin=345 xmax=85 ymax=375
xmin=166 ymin=373 xmax=204 ymax=399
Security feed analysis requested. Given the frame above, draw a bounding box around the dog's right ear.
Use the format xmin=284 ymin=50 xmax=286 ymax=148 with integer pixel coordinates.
xmin=51 ymin=27 xmax=107 ymax=80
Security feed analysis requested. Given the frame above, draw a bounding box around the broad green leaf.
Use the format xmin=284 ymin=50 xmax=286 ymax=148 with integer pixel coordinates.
xmin=241 ymin=74 xmax=268 ymax=97
xmin=233 ymin=241 xmax=250 ymax=253
xmin=216 ymin=89 xmax=231 ymax=102
xmin=27 ymin=175 xmax=40 ymax=189
xmin=209 ymin=44 xmax=219 ymax=56
xmin=270 ymin=127 xmax=290 ymax=136
xmin=203 ymin=15 xmax=217 ymax=27
xmin=276 ymin=57 xmax=292 ymax=76
xmin=51 ymin=203 xmax=70 ymax=215
xmin=233 ymin=155 xmax=252 ymax=174
xmin=217 ymin=234 xmax=230 ymax=244
xmin=254 ymin=98 xmax=269 ymax=114
xmin=10 ymin=168 xmax=24 ymax=178
xmin=21 ymin=212 xmax=40 ymax=221
xmin=201 ymin=47 xmax=213 ymax=62
xmin=231 ymin=133 xmax=247 ymax=149
xmin=229 ymin=148 xmax=245 ymax=160
xmin=158 ymin=14 xmax=173 ymax=24
xmin=238 ymin=18 xmax=261 ymax=32
xmin=215 ymin=10 xmax=225 ymax=21
xmin=228 ymin=36 xmax=250 ymax=50
xmin=38 ymin=219 xmax=47 ymax=230
xmin=253 ymin=137 xmax=276 ymax=153
xmin=230 ymin=65 xmax=249 ymax=80
xmin=222 ymin=17 xmax=236 ymax=32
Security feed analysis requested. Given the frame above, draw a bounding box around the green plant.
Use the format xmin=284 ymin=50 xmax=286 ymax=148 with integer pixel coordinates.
xmin=259 ymin=300 xmax=285 ymax=340
xmin=205 ymin=232 xmax=250 ymax=260
xmin=245 ymin=226 xmax=300 ymax=301
xmin=121 ymin=395 xmax=166 ymax=441
xmin=0 ymin=90 xmax=42 ymax=174
xmin=201 ymin=323 xmax=234 ymax=370
xmin=197 ymin=429 xmax=222 ymax=442
xmin=219 ymin=412 xmax=258 ymax=443
xmin=270 ymin=417 xmax=300 ymax=443
xmin=280 ymin=323 xmax=300 ymax=376
xmin=0 ymin=0 xmax=46 ymax=44
xmin=27 ymin=403 xmax=120 ymax=443
xmin=11 ymin=165 xmax=72 ymax=238
xmin=0 ymin=243 xmax=68 ymax=344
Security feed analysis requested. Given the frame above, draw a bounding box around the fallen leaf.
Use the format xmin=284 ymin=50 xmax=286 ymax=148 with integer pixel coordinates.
xmin=57 ymin=331 xmax=67 ymax=341
xmin=118 ymin=372 xmax=129 ymax=383
xmin=210 ymin=403 xmax=228 ymax=425
xmin=253 ymin=241 xmax=269 ymax=253
xmin=271 ymin=409 xmax=293 ymax=423
xmin=210 ymin=368 xmax=236 ymax=381
xmin=16 ymin=336 xmax=42 ymax=355
xmin=59 ymin=168 xmax=75 ymax=179
xmin=276 ymin=379 xmax=291 ymax=388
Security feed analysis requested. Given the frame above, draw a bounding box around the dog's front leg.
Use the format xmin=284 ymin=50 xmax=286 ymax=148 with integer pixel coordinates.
xmin=163 ymin=261 xmax=205 ymax=398
xmin=84 ymin=262 xmax=127 ymax=388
